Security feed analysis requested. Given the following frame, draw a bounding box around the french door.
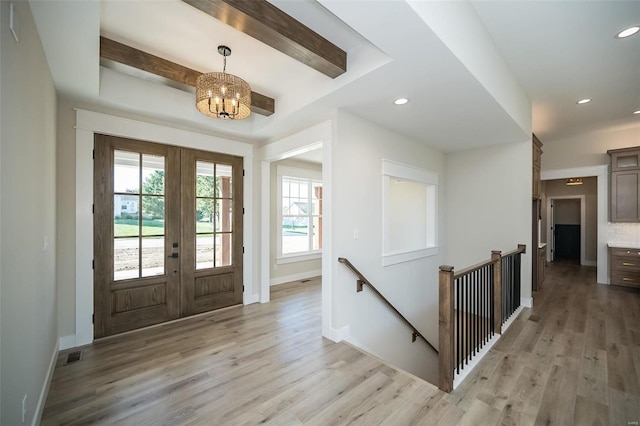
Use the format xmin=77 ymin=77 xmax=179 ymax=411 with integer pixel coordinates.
xmin=94 ymin=134 xmax=243 ymax=338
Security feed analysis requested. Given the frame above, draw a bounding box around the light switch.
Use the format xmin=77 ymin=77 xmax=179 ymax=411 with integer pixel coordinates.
xmin=353 ymin=229 xmax=359 ymax=240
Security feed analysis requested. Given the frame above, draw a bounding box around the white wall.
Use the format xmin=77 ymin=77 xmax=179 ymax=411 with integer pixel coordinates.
xmin=446 ymin=140 xmax=533 ymax=306
xmin=331 ymin=111 xmax=445 ymax=383
xmin=270 ymin=158 xmax=322 ymax=285
xmin=1 ymin=1 xmax=58 ymax=424
xmin=541 ymin=124 xmax=640 ymax=170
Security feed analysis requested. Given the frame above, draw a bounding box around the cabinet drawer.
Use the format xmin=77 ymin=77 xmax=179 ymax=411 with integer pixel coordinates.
xmin=611 ymin=255 xmax=640 ymax=271
xmin=610 ymin=248 xmax=640 ymax=257
xmin=611 ymin=270 xmax=640 ymax=287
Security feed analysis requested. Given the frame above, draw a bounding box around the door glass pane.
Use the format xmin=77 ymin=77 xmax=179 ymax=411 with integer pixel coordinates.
xmin=196 ymin=162 xmax=215 ymax=197
xmin=196 ymin=234 xmax=214 ymax=270
xmin=141 ymin=237 xmax=164 ymax=277
xmin=114 ymin=150 xmax=140 ymax=193
xmin=216 ymin=164 xmax=232 ymax=198
xmin=196 ymin=199 xmax=215 ymax=233
xmin=114 ymin=195 xmax=140 ymax=237
xmin=141 ymin=196 xmax=165 ymax=236
xmin=216 ymin=233 xmax=232 ymax=267
xmin=114 ymin=237 xmax=139 ymax=280
xmin=216 ymin=200 xmax=232 ymax=232
xmin=142 ymin=155 xmax=165 ymax=195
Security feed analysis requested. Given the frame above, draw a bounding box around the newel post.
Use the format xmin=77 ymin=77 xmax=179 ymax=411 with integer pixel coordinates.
xmin=438 ymin=265 xmax=454 ymax=392
xmin=491 ymin=250 xmax=502 ymax=335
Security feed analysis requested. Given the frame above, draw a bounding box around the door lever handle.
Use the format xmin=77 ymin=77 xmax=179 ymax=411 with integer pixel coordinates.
xmin=168 ymin=253 xmax=179 ymax=258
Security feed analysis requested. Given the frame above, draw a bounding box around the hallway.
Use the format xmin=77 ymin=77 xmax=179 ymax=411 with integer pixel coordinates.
xmin=41 ymin=263 xmax=639 ymax=425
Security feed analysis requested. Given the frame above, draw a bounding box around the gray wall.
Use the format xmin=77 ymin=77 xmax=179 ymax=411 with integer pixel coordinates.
xmin=1 ymin=1 xmax=58 ymax=424
xmin=554 ymin=199 xmax=580 ymax=225
xmin=541 ymin=177 xmax=598 ymax=263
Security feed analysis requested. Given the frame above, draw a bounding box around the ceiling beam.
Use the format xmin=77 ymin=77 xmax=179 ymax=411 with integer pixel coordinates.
xmin=181 ymin=0 xmax=347 ymax=79
xmin=99 ymin=36 xmax=275 ymax=116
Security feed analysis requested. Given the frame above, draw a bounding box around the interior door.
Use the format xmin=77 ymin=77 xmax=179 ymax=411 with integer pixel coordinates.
xmin=94 ymin=135 xmax=181 ymax=338
xmin=180 ymin=149 xmax=244 ymax=315
xmin=94 ymin=135 xmax=244 ymax=338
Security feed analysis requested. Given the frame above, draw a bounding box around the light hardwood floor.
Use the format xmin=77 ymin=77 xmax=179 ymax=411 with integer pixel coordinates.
xmin=42 ymin=264 xmax=640 ymax=425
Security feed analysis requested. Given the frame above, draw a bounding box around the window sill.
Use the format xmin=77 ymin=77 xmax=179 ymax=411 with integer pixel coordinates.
xmin=277 ymin=252 xmax=322 ymax=264
xmin=382 ymin=246 xmax=439 ymax=267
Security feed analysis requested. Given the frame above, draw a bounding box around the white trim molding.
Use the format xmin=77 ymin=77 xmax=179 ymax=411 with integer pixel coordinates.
xmin=33 ymin=341 xmax=59 ymax=426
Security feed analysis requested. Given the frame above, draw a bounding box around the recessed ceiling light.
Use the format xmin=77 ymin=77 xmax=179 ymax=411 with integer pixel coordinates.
xmin=616 ymin=26 xmax=640 ymax=38
xmin=394 ymin=98 xmax=409 ymax=105
xmin=576 ymin=98 xmax=591 ymax=105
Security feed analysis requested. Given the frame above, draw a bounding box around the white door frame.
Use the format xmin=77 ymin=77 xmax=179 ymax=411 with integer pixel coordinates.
xmin=541 ymin=165 xmax=608 ymax=284
xmin=259 ymin=121 xmax=335 ymax=339
xmin=547 ymin=195 xmax=586 ymax=265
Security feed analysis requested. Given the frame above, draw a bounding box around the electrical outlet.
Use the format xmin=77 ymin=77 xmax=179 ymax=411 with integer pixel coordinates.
xmin=21 ymin=394 xmax=27 ymax=423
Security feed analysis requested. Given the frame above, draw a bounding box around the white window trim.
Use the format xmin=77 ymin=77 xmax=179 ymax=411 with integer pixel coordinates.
xmin=381 ymin=159 xmax=439 ymax=267
xmin=276 ymin=165 xmax=323 ymax=263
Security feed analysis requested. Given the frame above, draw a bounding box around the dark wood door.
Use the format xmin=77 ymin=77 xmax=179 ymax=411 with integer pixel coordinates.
xmin=180 ymin=149 xmax=244 ymax=315
xmin=94 ymin=135 xmax=243 ymax=338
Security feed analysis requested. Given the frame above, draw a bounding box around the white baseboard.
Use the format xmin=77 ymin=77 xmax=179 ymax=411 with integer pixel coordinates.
xmin=328 ymin=325 xmax=350 ymax=342
xmin=501 ymin=305 xmax=525 ymax=333
xmin=33 ymin=340 xmax=59 ymax=425
xmin=582 ymin=260 xmax=597 ymax=267
xmin=59 ymin=334 xmax=76 ymax=351
xmin=243 ymin=293 xmax=260 ymax=305
xmin=453 ymin=333 xmax=500 ymax=390
xmin=270 ymin=269 xmax=321 ymax=286
xmin=521 ymin=296 xmax=533 ymax=308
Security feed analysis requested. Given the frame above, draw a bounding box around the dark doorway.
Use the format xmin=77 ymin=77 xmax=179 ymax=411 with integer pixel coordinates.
xmin=552 ymin=198 xmax=581 ymax=263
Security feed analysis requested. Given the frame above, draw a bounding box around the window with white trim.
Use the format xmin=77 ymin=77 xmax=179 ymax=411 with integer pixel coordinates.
xmin=277 ymin=165 xmax=322 ymax=262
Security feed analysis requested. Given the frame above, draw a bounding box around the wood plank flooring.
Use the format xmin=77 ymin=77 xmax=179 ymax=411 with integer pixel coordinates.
xmin=42 ymin=263 xmax=640 ymax=425
xmin=446 ymin=261 xmax=640 ymax=426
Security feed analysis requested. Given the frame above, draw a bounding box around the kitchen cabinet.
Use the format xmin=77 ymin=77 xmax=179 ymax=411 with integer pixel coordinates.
xmin=608 ymin=147 xmax=640 ymax=222
xmin=533 ymin=135 xmax=542 ymax=199
xmin=538 ymin=245 xmax=546 ymax=287
xmin=610 ymin=246 xmax=640 ymax=288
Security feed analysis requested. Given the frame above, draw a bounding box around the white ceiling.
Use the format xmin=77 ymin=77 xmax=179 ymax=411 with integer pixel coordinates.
xmin=30 ymin=0 xmax=640 ymax=151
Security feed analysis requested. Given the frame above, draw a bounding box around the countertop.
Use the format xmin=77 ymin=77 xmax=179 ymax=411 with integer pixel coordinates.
xmin=608 ymin=241 xmax=640 ymax=249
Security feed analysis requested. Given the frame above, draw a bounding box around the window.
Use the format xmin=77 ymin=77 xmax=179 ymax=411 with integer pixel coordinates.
xmin=382 ymin=160 xmax=438 ymax=266
xmin=277 ymin=165 xmax=322 ymax=262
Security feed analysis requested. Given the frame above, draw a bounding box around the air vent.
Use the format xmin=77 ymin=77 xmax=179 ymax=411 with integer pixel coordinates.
xmin=66 ymin=350 xmax=82 ymax=364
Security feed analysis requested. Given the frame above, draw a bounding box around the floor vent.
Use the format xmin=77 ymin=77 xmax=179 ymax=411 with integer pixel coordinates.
xmin=529 ymin=314 xmax=541 ymax=323
xmin=66 ymin=350 xmax=82 ymax=364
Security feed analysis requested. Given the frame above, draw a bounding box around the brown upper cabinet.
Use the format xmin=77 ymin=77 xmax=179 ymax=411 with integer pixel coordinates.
xmin=608 ymin=146 xmax=640 ymax=222
xmin=533 ymin=134 xmax=543 ymax=199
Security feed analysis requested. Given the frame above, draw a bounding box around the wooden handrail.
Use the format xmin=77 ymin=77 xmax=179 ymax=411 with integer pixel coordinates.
xmin=338 ymin=257 xmax=438 ymax=354
xmin=454 ymin=258 xmax=499 ymax=279
xmin=502 ymin=244 xmax=527 ymax=258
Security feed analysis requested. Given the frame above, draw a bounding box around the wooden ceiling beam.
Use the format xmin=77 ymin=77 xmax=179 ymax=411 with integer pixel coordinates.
xmin=99 ymin=36 xmax=275 ymax=116
xmin=182 ymin=0 xmax=347 ymax=79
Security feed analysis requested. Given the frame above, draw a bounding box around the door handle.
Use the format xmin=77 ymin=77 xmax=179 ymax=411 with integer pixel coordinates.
xmin=622 ymin=262 xmax=635 ymax=266
xmin=168 ymin=253 xmax=179 ymax=258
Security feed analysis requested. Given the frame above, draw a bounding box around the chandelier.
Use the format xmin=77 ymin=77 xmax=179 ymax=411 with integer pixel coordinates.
xmin=196 ymin=46 xmax=251 ymax=120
